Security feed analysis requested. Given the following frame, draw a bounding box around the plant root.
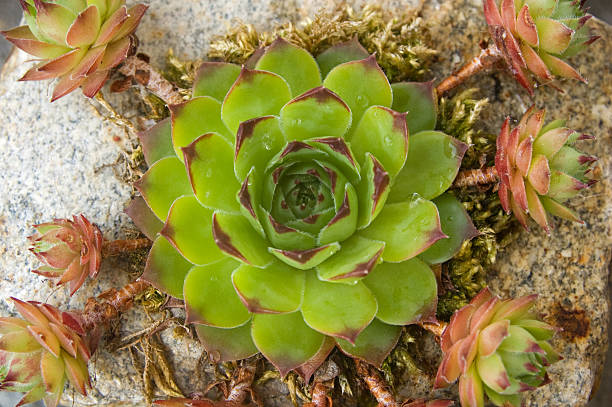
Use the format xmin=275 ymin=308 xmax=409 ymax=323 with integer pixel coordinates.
xmin=102 ymin=237 xmax=152 ymax=256
xmin=436 ymin=44 xmax=502 ymax=95
xmin=119 ymin=55 xmax=186 ymax=104
xmin=354 ymin=359 xmax=398 ymax=407
xmin=453 ymin=166 xmax=499 ymax=188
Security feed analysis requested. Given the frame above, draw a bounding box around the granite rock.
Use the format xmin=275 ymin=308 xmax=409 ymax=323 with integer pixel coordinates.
xmin=0 ymin=1 xmax=609 ymax=406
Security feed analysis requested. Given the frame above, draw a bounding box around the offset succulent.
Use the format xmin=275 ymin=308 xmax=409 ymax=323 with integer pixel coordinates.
xmin=435 ymin=288 xmax=560 ymax=407
xmin=129 ymin=37 xmax=478 ymax=375
xmin=484 ymin=0 xmax=598 ymax=93
xmin=28 ymin=215 xmax=103 ymax=295
xmin=495 ymin=106 xmax=597 ymax=232
xmin=0 ymin=298 xmax=91 ymax=407
xmin=1 ymin=0 xmax=147 ymax=101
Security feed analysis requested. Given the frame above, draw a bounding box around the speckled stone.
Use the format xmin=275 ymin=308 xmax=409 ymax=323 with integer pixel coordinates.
xmin=0 ymin=1 xmax=609 ymax=407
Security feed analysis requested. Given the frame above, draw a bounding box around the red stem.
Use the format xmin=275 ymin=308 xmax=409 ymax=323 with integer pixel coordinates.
xmin=453 ymin=166 xmax=499 ymax=188
xmin=102 ymin=238 xmax=152 ymax=256
xmin=436 ymin=45 xmax=502 ymax=95
xmin=354 ymin=360 xmax=398 ymax=407
xmin=118 ymin=56 xmax=185 ymax=104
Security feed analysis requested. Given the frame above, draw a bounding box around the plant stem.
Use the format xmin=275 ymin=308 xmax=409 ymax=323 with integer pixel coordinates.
xmin=453 ymin=166 xmax=499 ymax=188
xmin=307 ymin=382 xmax=332 ymax=407
xmin=119 ymin=56 xmax=186 ymax=104
xmin=226 ymin=362 xmax=257 ymax=403
xmin=436 ymin=44 xmax=502 ymax=95
xmin=102 ymin=237 xmax=152 ymax=256
xmin=354 ymin=359 xmax=398 ymax=407
xmin=81 ymin=280 xmax=151 ymax=330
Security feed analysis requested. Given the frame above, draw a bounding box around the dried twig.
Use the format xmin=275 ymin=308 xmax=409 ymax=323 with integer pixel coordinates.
xmin=453 ymin=166 xmax=499 ymax=188
xmin=119 ymin=56 xmax=186 ymax=104
xmin=102 ymin=237 xmax=152 ymax=256
xmin=354 ymin=360 xmax=398 ymax=407
xmin=436 ymin=44 xmax=502 ymax=94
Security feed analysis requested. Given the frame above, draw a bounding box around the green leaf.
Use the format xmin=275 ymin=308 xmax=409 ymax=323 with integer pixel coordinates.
xmin=269 ymin=242 xmax=340 ymax=270
xmin=391 ymin=82 xmax=437 ymax=134
xmin=138 ymin=118 xmax=174 ymax=166
xmin=252 ymin=312 xmax=325 ymax=376
xmin=237 ymin=168 xmax=265 ymax=237
xmin=255 ymin=38 xmax=322 ymax=96
xmin=388 ymin=131 xmax=468 ymax=202
xmin=316 ymin=36 xmax=370 ymax=79
xmin=359 ymin=197 xmax=446 ymax=262
xmin=221 ymin=68 xmax=292 ymax=134
xmin=301 ymin=273 xmax=377 ymax=342
xmin=40 ymin=351 xmax=65 ymax=394
xmin=195 ymin=323 xmax=258 ymax=362
xmin=356 ymin=153 xmax=391 ymax=229
xmin=232 ymin=261 xmax=305 ymax=313
xmin=141 ymin=236 xmax=192 ymax=299
xmin=419 ymin=193 xmax=479 ymax=264
xmin=316 ymin=235 xmax=384 ymax=284
xmin=307 ymin=137 xmax=361 ymax=185
xmin=349 ymin=105 xmax=408 ymax=178
xmin=547 ymin=170 xmax=586 ymax=202
xmin=183 ymin=133 xmax=240 ymax=212
xmin=213 ymin=211 xmax=275 ymax=267
xmin=260 ymin=206 xmax=317 ymax=251
xmin=170 ymin=96 xmax=233 ymax=157
xmin=235 ymin=116 xmax=285 ymax=181
xmin=323 ymin=55 xmax=392 ymax=133
xmin=317 ymin=183 xmax=359 ymax=245
xmin=535 ymin=17 xmax=573 ymax=54
xmin=65 ymin=5 xmax=100 ymax=48
xmin=135 ymin=156 xmax=192 ymax=221
xmin=363 ymin=258 xmax=437 ymax=325
xmin=184 ymin=257 xmax=250 ymax=328
xmin=160 ymin=196 xmax=224 ymax=265
xmin=335 ymin=319 xmax=401 ymax=367
xmin=192 ymin=62 xmax=241 ymax=101
xmin=279 ymin=87 xmax=351 ymax=142
xmin=476 ymin=353 xmax=513 ymax=394
xmin=35 ymin=2 xmax=77 ymax=46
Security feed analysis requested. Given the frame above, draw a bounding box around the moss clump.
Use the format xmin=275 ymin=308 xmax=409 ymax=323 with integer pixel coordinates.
xmin=436 ymin=89 xmax=518 ymax=320
xmin=209 ymin=3 xmax=437 ymax=82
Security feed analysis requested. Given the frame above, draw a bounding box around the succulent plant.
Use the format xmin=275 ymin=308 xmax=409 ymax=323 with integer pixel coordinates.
xmin=484 ymin=0 xmax=598 ymax=92
xmin=1 ymin=0 xmax=148 ymax=101
xmin=0 ymin=298 xmax=91 ymax=407
xmin=129 ymin=37 xmax=478 ymax=376
xmin=434 ymin=287 xmax=560 ymax=407
xmin=28 ymin=215 xmax=103 ymax=295
xmin=495 ymin=106 xmax=597 ymax=232
xmin=404 ymin=400 xmax=454 ymax=407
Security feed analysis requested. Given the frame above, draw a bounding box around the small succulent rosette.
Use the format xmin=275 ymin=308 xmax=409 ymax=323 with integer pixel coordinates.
xmin=1 ymin=0 xmax=147 ymax=101
xmin=0 ymin=298 xmax=91 ymax=407
xmin=484 ymin=0 xmax=598 ymax=93
xmin=128 ymin=37 xmax=479 ymax=375
xmin=435 ymin=288 xmax=560 ymax=407
xmin=495 ymin=106 xmax=597 ymax=232
xmin=28 ymin=215 xmax=103 ymax=295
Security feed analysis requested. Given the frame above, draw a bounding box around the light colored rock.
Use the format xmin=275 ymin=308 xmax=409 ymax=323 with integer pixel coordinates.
xmin=0 ymin=1 xmax=609 ymax=406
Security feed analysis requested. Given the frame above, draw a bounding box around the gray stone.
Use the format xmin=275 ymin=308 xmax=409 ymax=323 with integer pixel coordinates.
xmin=0 ymin=1 xmax=609 ymax=406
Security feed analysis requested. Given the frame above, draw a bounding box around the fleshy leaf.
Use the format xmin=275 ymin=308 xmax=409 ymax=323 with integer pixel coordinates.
xmin=35 ymin=2 xmax=76 ymax=46
xmin=183 ymin=133 xmax=240 ymax=212
xmin=539 ymin=51 xmax=586 ymax=82
xmin=66 ymin=5 xmax=100 ymax=48
xmin=536 ymin=17 xmax=573 ymax=54
xmin=356 ymin=153 xmax=391 ymax=229
xmin=316 ymin=36 xmax=370 ymax=78
xmin=316 ymin=235 xmax=384 ymax=284
xmin=540 ymin=196 xmax=582 ymax=223
xmin=279 ymin=87 xmax=351 ymax=142
xmin=138 ymin=118 xmax=174 ymax=166
xmin=391 ymin=81 xmax=437 ymax=134
xmin=62 ymin=351 xmax=88 ymax=395
xmin=92 ymin=5 xmax=127 ymax=47
xmin=1 ymin=25 xmax=70 ymax=59
xmin=317 ymin=183 xmax=358 ymax=245
xmin=235 ymin=116 xmax=285 ymax=181
xmin=255 ymin=37 xmax=322 ymax=96
xmin=232 ymin=261 xmax=305 ymax=313
xmin=459 ymin=366 xmax=485 ymax=407
xmin=294 ymin=336 xmax=336 ymax=383
xmin=547 ymin=170 xmax=586 ymax=202
xmin=391 ymin=130 xmax=468 ymax=201
xmin=269 ymin=242 xmax=340 ymax=270
xmin=123 ymin=197 xmax=161 ymax=243
xmin=533 ymin=127 xmax=572 ymax=158
xmin=517 ymin=5 xmax=539 ymax=47
xmin=184 ymin=258 xmax=250 ymax=328
xmin=141 ymin=236 xmax=192 ymax=299
xmin=195 ymin=323 xmax=258 ymax=362
xmin=237 ymin=169 xmax=265 ymax=237
xmin=260 ymin=208 xmax=317 ymax=251
xmin=160 ymin=196 xmax=224 ymax=265
xmin=308 ymin=138 xmax=360 ymax=185
xmin=112 ymin=4 xmax=148 ymax=40
xmin=40 ymin=351 xmax=65 ymax=395
xmin=476 ymin=353 xmax=512 ymax=394
xmin=221 ymin=68 xmax=292 ymax=134
xmin=0 ymin=330 xmax=41 ymax=353
xmin=478 ymin=320 xmax=510 ymax=357
xmin=301 ymin=273 xmax=377 ymax=342
xmin=134 ymin=156 xmax=192 ymax=221
xmin=360 ymin=197 xmax=446 ymax=262
xmin=323 ymin=55 xmax=392 ymax=132
xmin=336 ymin=319 xmax=401 ymax=367
xmin=251 ymin=312 xmax=324 ymax=376
xmin=527 ymin=154 xmax=551 ymax=195
xmin=192 ymin=62 xmax=241 ymax=101
xmin=213 ymin=211 xmax=274 ymax=267
xmin=170 ymin=97 xmax=233 ymax=157
xmin=350 ymin=105 xmax=408 ymax=178
xmin=364 ymin=258 xmax=437 ymax=325
xmin=419 ymin=193 xmax=479 ymax=265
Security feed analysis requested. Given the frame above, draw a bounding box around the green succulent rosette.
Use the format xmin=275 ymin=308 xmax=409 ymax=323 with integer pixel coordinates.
xmin=127 ymin=37 xmax=478 ymax=376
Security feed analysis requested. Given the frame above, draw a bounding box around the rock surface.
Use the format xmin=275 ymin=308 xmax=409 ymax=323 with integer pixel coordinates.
xmin=0 ymin=1 xmax=609 ymax=406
